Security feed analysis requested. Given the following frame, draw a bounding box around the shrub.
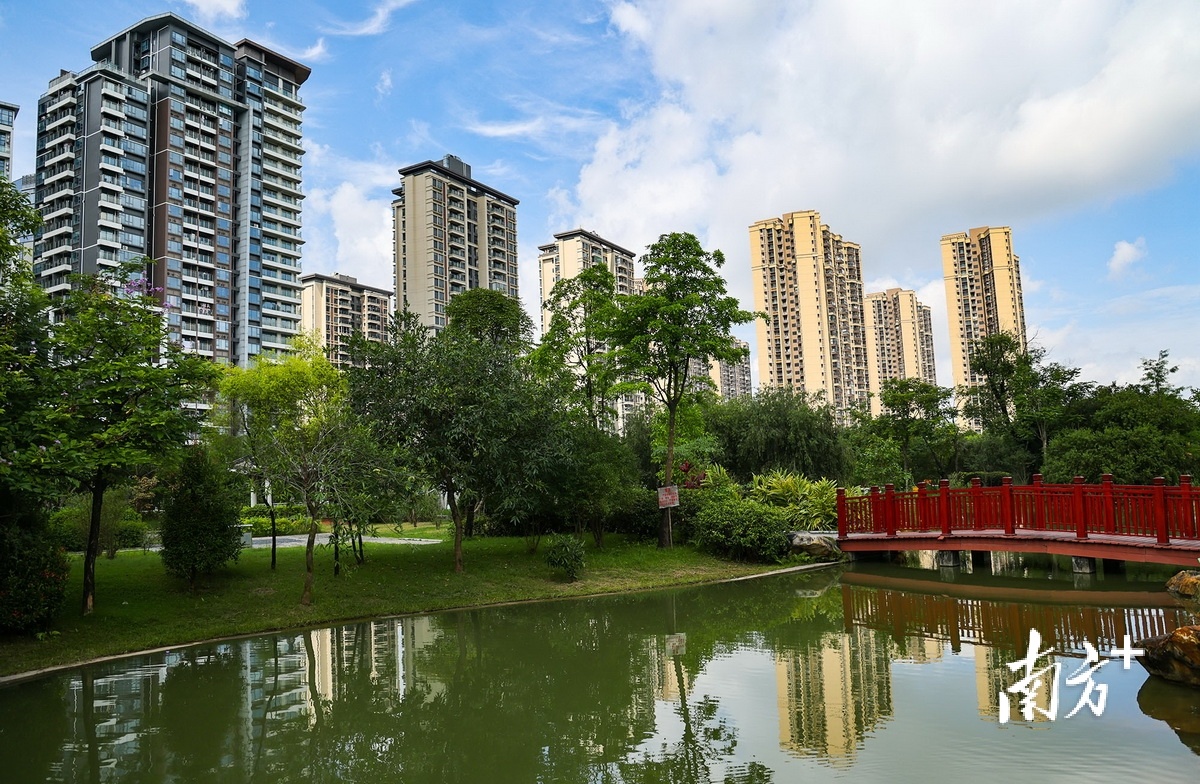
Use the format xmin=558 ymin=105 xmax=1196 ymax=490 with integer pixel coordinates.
xmin=161 ymin=447 xmax=244 ymax=588
xmin=545 ymin=535 xmax=585 ymax=581
xmin=242 ymin=515 xmax=310 ymax=537
xmin=48 ymin=488 xmax=140 ymax=555
xmin=0 ymin=522 xmax=70 ymax=633
xmin=115 ymin=510 xmax=149 ymax=549
xmin=693 ymin=497 xmax=792 ymax=563
xmin=606 ymin=488 xmax=661 ymax=541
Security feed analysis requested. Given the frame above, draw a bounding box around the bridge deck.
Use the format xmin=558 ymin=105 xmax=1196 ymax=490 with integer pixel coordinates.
xmin=838 ymin=527 xmax=1200 ymax=566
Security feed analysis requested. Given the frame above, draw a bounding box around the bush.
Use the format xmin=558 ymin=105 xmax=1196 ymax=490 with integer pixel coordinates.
xmin=161 ymin=447 xmax=244 ymax=587
xmin=48 ymin=488 xmax=141 ymax=555
xmin=606 ymin=488 xmax=661 ymax=541
xmin=0 ymin=522 xmax=70 ymax=633
xmin=115 ymin=510 xmax=149 ymax=549
xmin=242 ymin=515 xmax=310 ymax=537
xmin=545 ymin=535 xmax=585 ymax=581
xmin=240 ymin=503 xmax=308 ymax=520
xmin=693 ymin=497 xmax=792 ymax=563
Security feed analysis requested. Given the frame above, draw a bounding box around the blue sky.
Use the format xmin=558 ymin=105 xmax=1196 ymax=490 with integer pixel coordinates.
xmin=2 ymin=0 xmax=1198 ymax=389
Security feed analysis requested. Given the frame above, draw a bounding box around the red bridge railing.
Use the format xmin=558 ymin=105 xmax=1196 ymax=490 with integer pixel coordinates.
xmin=837 ymin=474 xmax=1199 ymax=545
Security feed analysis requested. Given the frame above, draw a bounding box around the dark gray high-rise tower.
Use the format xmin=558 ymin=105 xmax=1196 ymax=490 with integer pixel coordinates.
xmin=32 ymin=13 xmax=309 ymax=366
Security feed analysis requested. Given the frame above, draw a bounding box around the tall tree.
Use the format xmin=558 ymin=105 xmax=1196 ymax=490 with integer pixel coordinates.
xmin=607 ymin=232 xmax=759 ymax=547
xmin=50 ymin=264 xmax=219 ymax=614
xmin=160 ymin=445 xmax=243 ymax=589
xmin=225 ymin=348 xmax=343 ymax=605
xmin=533 ymin=264 xmax=621 ymax=430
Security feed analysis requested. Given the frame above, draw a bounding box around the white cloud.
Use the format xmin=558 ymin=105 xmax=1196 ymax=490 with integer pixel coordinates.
xmin=180 ymin=0 xmax=246 ymax=25
xmin=305 ymin=183 xmax=395 ymax=293
xmin=375 ymin=69 xmax=393 ymax=101
xmin=300 ymin=38 xmax=331 ymax=63
xmin=1106 ymin=237 xmax=1147 ymax=280
xmin=324 ymin=0 xmax=419 ymax=36
xmin=559 ymin=0 xmax=1200 ymax=388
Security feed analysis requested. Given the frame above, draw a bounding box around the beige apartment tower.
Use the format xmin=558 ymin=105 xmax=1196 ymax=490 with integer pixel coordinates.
xmin=537 ymin=228 xmax=637 ymax=336
xmin=750 ymin=210 xmax=869 ymax=420
xmin=865 ymin=288 xmax=937 ymax=416
xmin=709 ymin=339 xmax=752 ymax=399
xmin=942 ymin=226 xmax=1026 ymax=388
xmin=300 ymin=272 xmax=391 ymax=367
xmin=392 ymin=155 xmax=518 ymax=330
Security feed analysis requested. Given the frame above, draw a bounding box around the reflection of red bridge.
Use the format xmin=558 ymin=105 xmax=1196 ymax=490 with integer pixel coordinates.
xmin=836 ymin=474 xmax=1200 ymax=566
xmin=840 ymin=570 xmax=1196 ymax=655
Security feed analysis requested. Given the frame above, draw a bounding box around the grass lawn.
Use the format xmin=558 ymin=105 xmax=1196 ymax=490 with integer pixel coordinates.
xmin=0 ymin=535 xmax=792 ymax=680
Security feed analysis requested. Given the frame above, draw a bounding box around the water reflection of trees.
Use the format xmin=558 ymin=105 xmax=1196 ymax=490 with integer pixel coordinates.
xmin=7 ymin=566 xmax=1194 ymax=782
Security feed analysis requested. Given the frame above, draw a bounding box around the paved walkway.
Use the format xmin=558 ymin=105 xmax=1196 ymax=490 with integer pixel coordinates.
xmin=252 ymin=534 xmax=443 ymax=548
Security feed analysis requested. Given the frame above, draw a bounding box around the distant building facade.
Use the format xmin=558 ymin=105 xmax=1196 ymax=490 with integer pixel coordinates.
xmin=31 ymin=13 xmax=309 ymax=366
xmin=708 ymin=339 xmax=752 ymax=399
xmin=392 ymin=155 xmax=518 ymax=330
xmin=864 ymin=288 xmax=937 ymax=416
xmin=0 ymin=101 xmax=16 ymax=180
xmin=941 ymin=226 xmax=1026 ymax=389
xmin=750 ymin=209 xmax=869 ymax=421
xmin=300 ymin=272 xmax=391 ymax=367
xmin=537 ymin=228 xmax=636 ymax=335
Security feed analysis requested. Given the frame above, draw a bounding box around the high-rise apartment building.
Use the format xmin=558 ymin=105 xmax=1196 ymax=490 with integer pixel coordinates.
xmin=0 ymin=101 xmax=17 ymax=180
xmin=300 ymin=272 xmax=391 ymax=367
xmin=709 ymin=339 xmax=753 ymax=399
xmin=537 ymin=228 xmax=636 ymax=335
xmin=864 ymin=288 xmax=937 ymax=415
xmin=31 ymin=13 xmax=308 ymax=365
xmin=750 ymin=210 xmax=869 ymax=420
xmin=941 ymin=226 xmax=1026 ymax=389
xmin=392 ymin=155 xmax=518 ymax=330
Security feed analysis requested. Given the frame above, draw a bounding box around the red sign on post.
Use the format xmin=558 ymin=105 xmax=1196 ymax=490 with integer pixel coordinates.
xmin=658 ymin=485 xmax=679 ymax=509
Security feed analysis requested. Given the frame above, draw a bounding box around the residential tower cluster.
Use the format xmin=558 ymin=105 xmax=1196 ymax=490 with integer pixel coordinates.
xmin=8 ymin=11 xmax=1027 ymax=418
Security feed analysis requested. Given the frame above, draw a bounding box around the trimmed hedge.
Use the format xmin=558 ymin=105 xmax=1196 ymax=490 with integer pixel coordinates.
xmin=242 ymin=516 xmax=311 ymax=537
xmin=693 ymin=497 xmax=793 ymax=563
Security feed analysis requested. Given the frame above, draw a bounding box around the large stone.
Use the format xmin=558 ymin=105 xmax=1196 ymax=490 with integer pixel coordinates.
xmin=1136 ymin=626 xmax=1200 ymax=689
xmin=1165 ymin=570 xmax=1200 ymax=600
xmin=787 ymin=532 xmax=841 ymax=561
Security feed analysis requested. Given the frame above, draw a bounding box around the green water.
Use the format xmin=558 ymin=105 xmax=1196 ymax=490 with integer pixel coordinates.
xmin=2 ymin=560 xmax=1198 ymax=782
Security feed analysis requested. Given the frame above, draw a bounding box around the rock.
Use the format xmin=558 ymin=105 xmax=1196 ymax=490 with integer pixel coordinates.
xmin=1165 ymin=570 xmax=1200 ymax=600
xmin=1137 ymin=626 xmax=1200 ymax=689
xmin=787 ymin=532 xmax=841 ymax=561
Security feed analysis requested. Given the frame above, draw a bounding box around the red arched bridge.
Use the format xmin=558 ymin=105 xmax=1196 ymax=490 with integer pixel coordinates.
xmin=836 ymin=474 xmax=1200 ymax=567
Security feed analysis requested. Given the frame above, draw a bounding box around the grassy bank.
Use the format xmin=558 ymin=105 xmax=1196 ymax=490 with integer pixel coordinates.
xmin=0 ymin=535 xmax=788 ymax=680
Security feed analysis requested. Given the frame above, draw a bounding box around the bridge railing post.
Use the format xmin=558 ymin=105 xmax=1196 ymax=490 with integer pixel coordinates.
xmin=1181 ymin=475 xmax=1196 ymax=540
xmin=939 ymin=479 xmax=951 ymax=537
xmin=1032 ymin=474 xmax=1044 ymax=531
xmin=1001 ymin=476 xmax=1015 ymax=536
xmin=1073 ymin=476 xmax=1087 ymax=539
xmin=1153 ymin=477 xmax=1169 ymax=545
xmin=970 ymin=477 xmax=983 ymax=530
xmin=885 ymin=484 xmax=897 ymax=537
xmin=917 ymin=481 xmax=928 ymax=531
xmin=837 ymin=488 xmax=847 ymax=538
xmin=869 ymin=486 xmax=882 ymax=534
xmin=1101 ymin=473 xmax=1115 ymax=534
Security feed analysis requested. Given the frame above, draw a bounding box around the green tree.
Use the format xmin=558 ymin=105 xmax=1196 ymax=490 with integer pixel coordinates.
xmin=443 ymin=287 xmax=533 ymax=350
xmin=533 ymin=264 xmax=621 ymax=430
xmin=607 ymin=232 xmax=759 ymax=547
xmin=961 ymin=332 xmax=1026 ymax=436
xmin=350 ymin=309 xmax=550 ymax=572
xmin=877 ymin=378 xmax=962 ymax=480
xmin=47 ymin=264 xmax=220 ymax=614
xmin=160 ymin=445 xmax=243 ymax=589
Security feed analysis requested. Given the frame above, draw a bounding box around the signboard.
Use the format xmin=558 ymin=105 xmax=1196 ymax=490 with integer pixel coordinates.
xmin=658 ymin=485 xmax=679 ymax=509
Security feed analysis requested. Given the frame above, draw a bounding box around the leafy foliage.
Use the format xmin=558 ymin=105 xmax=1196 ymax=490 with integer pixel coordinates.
xmin=160 ymin=447 xmax=243 ymax=588
xmin=545 ymin=535 xmax=586 ymax=581
xmin=0 ymin=520 xmax=70 ymax=633
xmin=607 ymin=232 xmax=760 ymax=547
xmin=692 ymin=497 xmax=792 ymax=563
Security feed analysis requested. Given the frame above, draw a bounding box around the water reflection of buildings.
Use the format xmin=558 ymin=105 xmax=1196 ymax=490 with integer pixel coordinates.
xmin=774 ymin=626 xmax=894 ymax=768
xmin=50 ymin=618 xmax=421 ymax=782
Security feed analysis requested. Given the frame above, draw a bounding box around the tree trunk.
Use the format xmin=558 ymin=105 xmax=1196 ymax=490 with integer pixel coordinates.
xmin=300 ymin=516 xmax=317 ymax=605
xmin=267 ymin=491 xmax=277 ymax=571
xmin=447 ymin=488 xmax=464 ymax=573
xmin=332 ymin=521 xmax=341 ymax=577
xmin=465 ymin=501 xmax=475 ymax=539
xmin=660 ymin=404 xmax=678 ymax=548
xmin=82 ymin=474 xmax=107 ymax=615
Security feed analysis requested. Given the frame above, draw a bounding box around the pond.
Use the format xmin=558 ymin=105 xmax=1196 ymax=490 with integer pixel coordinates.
xmin=1 ymin=556 xmax=1198 ymax=783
